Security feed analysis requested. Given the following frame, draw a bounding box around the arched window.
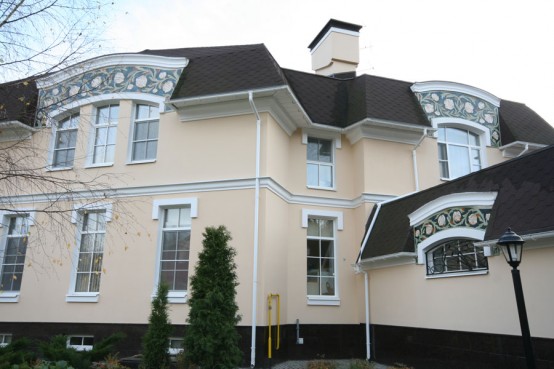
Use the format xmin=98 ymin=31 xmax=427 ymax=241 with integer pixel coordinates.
xmin=426 ymin=239 xmax=488 ymax=276
xmin=438 ymin=126 xmax=482 ymax=179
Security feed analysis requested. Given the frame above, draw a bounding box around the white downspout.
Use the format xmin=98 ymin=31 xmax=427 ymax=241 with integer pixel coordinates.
xmin=249 ymin=91 xmax=261 ymax=368
xmin=412 ymin=129 xmax=427 ymax=192
xmin=364 ymin=271 xmax=371 ymax=361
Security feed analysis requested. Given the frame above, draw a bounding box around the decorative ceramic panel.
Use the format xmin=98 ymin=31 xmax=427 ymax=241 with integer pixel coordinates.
xmin=413 ymin=207 xmax=491 ymax=247
xmin=415 ymin=91 xmax=501 ymax=147
xmin=37 ymin=65 xmax=183 ymax=121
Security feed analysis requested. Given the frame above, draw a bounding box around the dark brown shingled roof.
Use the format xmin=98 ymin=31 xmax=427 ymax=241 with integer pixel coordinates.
xmin=282 ymin=70 xmax=429 ymax=127
xmin=499 ymin=100 xmax=554 ymax=145
xmin=0 ymin=78 xmax=39 ymax=126
xmin=139 ymin=44 xmax=288 ymax=99
xmin=360 ymin=145 xmax=554 ymax=261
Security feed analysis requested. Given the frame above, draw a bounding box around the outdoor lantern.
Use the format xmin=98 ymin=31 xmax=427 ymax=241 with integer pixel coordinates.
xmin=497 ymin=228 xmax=525 ymax=269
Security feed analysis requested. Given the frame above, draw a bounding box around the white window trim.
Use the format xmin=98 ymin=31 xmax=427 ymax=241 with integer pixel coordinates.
xmin=303 ymin=132 xmax=339 ymax=191
xmin=168 ymin=337 xmax=184 ymax=355
xmin=416 ymin=228 xmax=486 ymax=265
xmin=152 ymin=198 xmax=198 ymax=304
xmin=0 ymin=210 xmax=35 ymax=303
xmin=302 ymin=209 xmax=343 ymax=306
xmin=433 ymin=118 xmax=490 ymax=181
xmin=48 ymin=112 xmax=80 ymax=171
xmin=0 ymin=333 xmax=12 ymax=347
xmin=66 ymin=203 xmax=112 ymax=303
xmin=66 ymin=335 xmax=94 ymax=351
xmin=127 ymin=102 xmax=160 ymax=164
xmin=85 ymin=103 xmax=119 ymax=168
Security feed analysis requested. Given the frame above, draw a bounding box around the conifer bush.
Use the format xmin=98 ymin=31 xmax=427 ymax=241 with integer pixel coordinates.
xmin=141 ymin=283 xmax=172 ymax=369
xmin=184 ymin=226 xmax=242 ymax=369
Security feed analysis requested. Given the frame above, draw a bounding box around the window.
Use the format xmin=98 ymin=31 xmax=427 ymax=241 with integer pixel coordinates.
xmin=307 ymin=218 xmax=336 ymax=297
xmin=73 ymin=211 xmax=106 ymax=293
xmin=67 ymin=336 xmax=94 ymax=351
xmin=131 ymin=104 xmax=159 ymax=162
xmin=426 ymin=239 xmax=488 ymax=276
xmin=160 ymin=207 xmax=191 ymax=292
xmin=307 ymin=137 xmax=334 ymax=188
xmin=52 ymin=113 xmax=79 ymax=168
xmin=0 ymin=334 xmax=12 ymax=347
xmin=438 ymin=127 xmax=482 ymax=179
xmin=1 ymin=216 xmax=29 ymax=293
xmin=92 ymin=104 xmax=119 ymax=165
xmin=168 ymin=337 xmax=184 ymax=355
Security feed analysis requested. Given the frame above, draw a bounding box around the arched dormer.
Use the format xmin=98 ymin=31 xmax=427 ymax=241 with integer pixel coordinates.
xmin=409 ymin=192 xmax=497 ymax=277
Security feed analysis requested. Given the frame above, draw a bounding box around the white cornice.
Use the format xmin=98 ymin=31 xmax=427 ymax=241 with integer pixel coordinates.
xmin=411 ymin=81 xmax=500 ymax=107
xmin=408 ymin=192 xmax=498 ymax=226
xmin=499 ymin=141 xmax=546 ymax=158
xmin=37 ymin=54 xmax=189 ymax=89
xmin=357 ymin=252 xmax=417 ymax=270
xmin=0 ymin=120 xmax=39 ymax=142
xmin=345 ymin=118 xmax=433 ymax=145
xmin=0 ymin=177 xmax=392 ymax=209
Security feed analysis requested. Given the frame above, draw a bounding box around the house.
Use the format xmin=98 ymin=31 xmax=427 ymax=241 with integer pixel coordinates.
xmin=0 ymin=19 xmax=553 ymax=368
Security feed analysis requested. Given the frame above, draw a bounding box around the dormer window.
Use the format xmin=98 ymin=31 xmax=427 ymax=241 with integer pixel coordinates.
xmin=438 ymin=126 xmax=482 ymax=180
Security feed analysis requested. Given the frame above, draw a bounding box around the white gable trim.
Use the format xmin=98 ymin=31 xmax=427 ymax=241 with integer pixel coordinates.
xmin=409 ymin=192 xmax=497 ymax=226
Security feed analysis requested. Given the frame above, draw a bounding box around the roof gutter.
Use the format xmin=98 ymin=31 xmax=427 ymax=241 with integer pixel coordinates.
xmin=475 ymin=230 xmax=554 ymax=247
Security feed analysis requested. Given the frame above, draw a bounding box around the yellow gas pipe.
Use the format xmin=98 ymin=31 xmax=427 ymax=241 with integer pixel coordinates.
xmin=267 ymin=293 xmax=280 ymax=359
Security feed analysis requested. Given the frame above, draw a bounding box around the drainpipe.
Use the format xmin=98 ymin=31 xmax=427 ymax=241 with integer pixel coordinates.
xmin=412 ymin=129 xmax=427 ymax=192
xmin=363 ymin=271 xmax=371 ymax=361
xmin=248 ymin=91 xmax=261 ymax=368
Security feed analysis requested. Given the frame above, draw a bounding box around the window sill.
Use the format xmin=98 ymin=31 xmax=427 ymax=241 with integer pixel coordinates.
xmin=307 ymin=296 xmax=340 ymax=306
xmin=426 ymin=270 xmax=488 ymax=279
xmin=306 ymin=185 xmax=336 ymax=192
xmin=66 ymin=293 xmax=99 ymax=303
xmin=47 ymin=166 xmax=73 ymax=172
xmin=85 ymin=163 xmax=114 ymax=169
xmin=0 ymin=292 xmax=20 ymax=303
xmin=127 ymin=159 xmax=157 ymax=165
xmin=152 ymin=291 xmax=188 ymax=304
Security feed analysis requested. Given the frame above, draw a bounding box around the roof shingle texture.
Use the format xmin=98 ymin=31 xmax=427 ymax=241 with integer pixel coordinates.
xmin=0 ymin=79 xmax=38 ymax=126
xmin=360 ymin=145 xmax=554 ymax=260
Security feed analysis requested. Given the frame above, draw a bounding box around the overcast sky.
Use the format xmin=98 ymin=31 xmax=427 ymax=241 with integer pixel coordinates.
xmin=105 ymin=0 xmax=554 ymax=125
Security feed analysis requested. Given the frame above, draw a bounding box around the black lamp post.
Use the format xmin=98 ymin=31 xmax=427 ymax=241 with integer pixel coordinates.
xmin=497 ymin=228 xmax=536 ymax=369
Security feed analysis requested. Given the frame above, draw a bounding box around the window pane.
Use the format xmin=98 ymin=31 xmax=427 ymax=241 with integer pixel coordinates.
xmin=320 ymin=240 xmax=334 ymax=257
xmin=147 ymin=121 xmax=159 ymax=139
xmin=307 ymin=139 xmax=319 ymax=161
xmin=307 ymin=239 xmax=320 ymax=257
xmin=307 ymin=218 xmax=319 ymax=237
xmin=448 ymin=145 xmax=470 ymax=179
xmin=321 ymin=276 xmax=335 ymax=295
xmin=320 ymin=219 xmax=334 ymax=237
xmin=319 ymin=165 xmax=333 ymax=187
xmin=95 ymin=128 xmax=107 ymax=146
xmin=136 ymin=105 xmax=150 ymax=119
xmin=469 ymin=131 xmax=479 ymax=146
xmin=438 ymin=143 xmax=448 ymax=160
xmin=307 ymin=276 xmax=319 ymax=295
xmin=132 ymin=142 xmax=146 ymax=161
xmin=307 ymin=164 xmax=318 ymax=186
xmin=164 ymin=209 xmax=180 ymax=228
xmin=146 ymin=141 xmax=157 ymax=160
xmin=318 ymin=140 xmax=332 ymax=163
xmin=307 ymin=258 xmax=319 ymax=276
xmin=446 ymin=127 xmax=468 ymax=145
xmin=134 ymin=122 xmax=148 ymax=140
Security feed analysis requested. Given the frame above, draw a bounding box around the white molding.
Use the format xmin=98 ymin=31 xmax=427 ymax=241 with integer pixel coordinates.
xmin=70 ymin=202 xmax=113 ymax=224
xmin=416 ymin=228 xmax=486 ymax=264
xmin=302 ymin=130 xmax=342 ymax=148
xmin=0 ymin=209 xmax=36 ymax=227
xmin=152 ymin=197 xmax=198 ymax=219
xmin=357 ymin=252 xmax=417 ymax=270
xmin=48 ymin=93 xmax=167 ymax=118
xmin=499 ymin=141 xmax=546 ymax=158
xmin=411 ymin=81 xmax=501 ymax=107
xmin=344 ymin=118 xmax=433 ymax=145
xmin=432 ymin=117 xmax=492 ymax=147
xmin=425 ymin=269 xmax=488 ymax=279
xmin=65 ymin=293 xmax=99 ymax=303
xmin=307 ymin=296 xmax=341 ymax=306
xmin=301 ymin=209 xmax=344 ymax=230
xmin=408 ymin=192 xmax=497 ymax=226
xmin=37 ymin=54 xmax=189 ymax=88
xmin=0 ymin=292 xmax=20 ymax=303
xmin=0 ymin=177 xmax=394 ymax=210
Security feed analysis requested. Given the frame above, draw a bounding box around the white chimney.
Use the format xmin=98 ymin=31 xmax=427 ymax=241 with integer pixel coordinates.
xmin=308 ymin=19 xmax=362 ymax=77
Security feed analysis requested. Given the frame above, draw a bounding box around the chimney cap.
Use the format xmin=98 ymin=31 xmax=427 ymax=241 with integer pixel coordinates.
xmin=308 ymin=19 xmax=362 ymax=50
